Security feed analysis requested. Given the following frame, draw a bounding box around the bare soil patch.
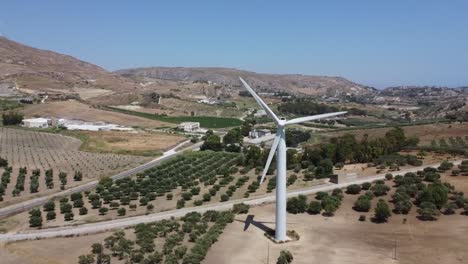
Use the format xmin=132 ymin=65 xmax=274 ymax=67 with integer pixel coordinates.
xmin=22 ymin=100 xmax=172 ymax=128
xmin=204 ymin=170 xmax=468 ymax=264
xmin=71 ymin=130 xmax=186 ymax=156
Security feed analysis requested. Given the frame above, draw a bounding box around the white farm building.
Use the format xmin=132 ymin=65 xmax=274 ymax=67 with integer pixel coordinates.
xmin=178 ymin=122 xmax=200 ymax=132
xmin=22 ymin=118 xmax=50 ymax=128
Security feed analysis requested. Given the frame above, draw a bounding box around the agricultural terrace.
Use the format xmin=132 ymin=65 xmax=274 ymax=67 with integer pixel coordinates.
xmin=0 ymin=128 xmax=149 ymax=206
xmin=106 ymin=106 xmax=243 ymax=128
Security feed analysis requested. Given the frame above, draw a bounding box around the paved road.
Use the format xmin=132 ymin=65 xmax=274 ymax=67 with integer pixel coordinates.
xmin=0 ymin=140 xmax=202 ymax=220
xmin=0 ymin=159 xmax=461 ymax=242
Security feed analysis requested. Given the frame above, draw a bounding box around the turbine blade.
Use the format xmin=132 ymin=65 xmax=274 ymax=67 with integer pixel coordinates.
xmin=260 ymin=130 xmax=281 ymax=184
xmin=239 ymin=77 xmax=280 ymax=124
xmin=285 ymin=111 xmax=347 ymax=125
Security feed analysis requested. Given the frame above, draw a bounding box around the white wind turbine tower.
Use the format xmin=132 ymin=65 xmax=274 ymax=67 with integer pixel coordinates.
xmin=239 ymin=77 xmax=347 ymax=242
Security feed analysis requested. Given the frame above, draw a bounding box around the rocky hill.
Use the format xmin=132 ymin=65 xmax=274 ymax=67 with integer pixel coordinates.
xmin=116 ymin=67 xmax=377 ymax=97
xmin=381 ymin=86 xmax=467 ymax=99
xmin=0 ymin=37 xmax=137 ymax=94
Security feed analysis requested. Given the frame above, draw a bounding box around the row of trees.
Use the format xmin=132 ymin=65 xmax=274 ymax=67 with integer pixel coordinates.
xmin=78 ymin=209 xmax=241 ymax=264
xmin=277 ymin=99 xmax=367 ymax=116
xmin=287 ymin=189 xmax=343 ymax=216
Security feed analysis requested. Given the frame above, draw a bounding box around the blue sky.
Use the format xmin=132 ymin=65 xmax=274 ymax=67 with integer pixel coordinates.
xmin=1 ymin=0 xmax=468 ymax=88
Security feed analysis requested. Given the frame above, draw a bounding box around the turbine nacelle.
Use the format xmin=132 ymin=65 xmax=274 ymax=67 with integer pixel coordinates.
xmin=239 ymin=76 xmax=347 ymax=184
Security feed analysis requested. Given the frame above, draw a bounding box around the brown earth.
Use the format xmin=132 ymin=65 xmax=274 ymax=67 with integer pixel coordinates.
xmin=21 ymin=100 xmax=172 ymax=128
xmin=75 ymin=130 xmax=186 ymax=156
xmin=0 ymin=37 xmax=137 ymax=94
xmin=204 ymin=171 xmax=468 ymax=264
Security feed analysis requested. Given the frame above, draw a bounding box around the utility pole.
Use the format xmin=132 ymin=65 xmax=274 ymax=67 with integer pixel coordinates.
xmin=266 ymin=240 xmax=270 ymax=264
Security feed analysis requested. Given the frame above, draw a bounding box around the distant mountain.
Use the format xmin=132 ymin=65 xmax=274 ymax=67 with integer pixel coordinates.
xmin=0 ymin=37 xmax=137 ymax=93
xmin=381 ymin=86 xmax=468 ymax=99
xmin=116 ymin=67 xmax=377 ymax=97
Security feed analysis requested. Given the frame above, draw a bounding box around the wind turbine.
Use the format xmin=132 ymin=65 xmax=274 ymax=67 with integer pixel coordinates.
xmin=239 ymin=77 xmax=347 ymax=241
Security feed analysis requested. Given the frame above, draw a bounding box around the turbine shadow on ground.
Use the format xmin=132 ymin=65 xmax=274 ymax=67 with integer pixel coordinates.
xmin=236 ymin=214 xmax=275 ymax=233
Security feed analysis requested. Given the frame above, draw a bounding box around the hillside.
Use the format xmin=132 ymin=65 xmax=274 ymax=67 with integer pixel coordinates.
xmin=0 ymin=37 xmax=137 ymax=95
xmin=381 ymin=86 xmax=467 ymax=99
xmin=116 ymin=67 xmax=377 ymax=97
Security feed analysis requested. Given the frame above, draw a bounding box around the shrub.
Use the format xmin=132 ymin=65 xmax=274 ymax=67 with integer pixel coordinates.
xmin=287 ymin=195 xmax=307 ymax=214
xmin=374 ymin=199 xmax=391 ymax=222
xmin=64 ymin=212 xmax=74 ymax=221
xmin=361 ymin=182 xmax=372 ymax=190
xmin=359 ymin=215 xmax=366 ymax=221
xmin=321 ymin=195 xmax=341 ymax=216
xmin=99 ymin=207 xmax=109 ymax=215
xmin=307 ymin=201 xmax=322 ymax=214
xmin=232 ymin=203 xmax=250 ymax=214
xmin=117 ymin=207 xmax=126 ymax=216
xmin=220 ymin=194 xmax=229 ymax=202
xmin=371 ymin=183 xmax=390 ymax=197
xmin=346 ymin=184 xmax=361 ymax=195
xmin=2 ymin=111 xmax=23 ymax=125
xmin=277 ymin=250 xmax=293 ymax=264
xmin=79 ymin=207 xmax=88 ymax=215
xmin=417 ymin=201 xmax=439 ymax=220
xmin=46 ymin=211 xmax=56 ymax=220
xmin=354 ymin=196 xmax=371 ymax=212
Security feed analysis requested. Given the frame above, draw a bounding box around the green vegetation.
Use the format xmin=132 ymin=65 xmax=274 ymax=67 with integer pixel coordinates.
xmin=277 ymin=250 xmax=294 ymax=264
xmin=278 ymin=99 xmax=366 ymax=116
xmin=287 ymin=190 xmax=342 ymax=216
xmin=106 ymin=106 xmax=243 ymax=128
xmin=78 ymin=210 xmax=238 ymax=264
xmin=2 ymin=110 xmax=23 ymax=126
xmin=374 ymin=199 xmax=391 ymax=222
xmin=0 ymin=99 xmax=22 ymax=111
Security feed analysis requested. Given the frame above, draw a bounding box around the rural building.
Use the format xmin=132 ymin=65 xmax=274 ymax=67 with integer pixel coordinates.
xmin=254 ymin=109 xmax=267 ymax=117
xmin=249 ymin=128 xmax=271 ymax=139
xmin=22 ymin=118 xmax=50 ymax=128
xmin=178 ymin=122 xmax=201 ymax=132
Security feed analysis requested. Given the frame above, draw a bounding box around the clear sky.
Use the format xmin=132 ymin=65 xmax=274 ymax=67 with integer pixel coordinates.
xmin=1 ymin=0 xmax=468 ymax=88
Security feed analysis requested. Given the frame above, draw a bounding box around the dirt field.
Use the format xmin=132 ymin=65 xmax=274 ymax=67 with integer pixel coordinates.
xmin=204 ymin=171 xmax=468 ymax=264
xmin=72 ymin=87 xmax=114 ymax=100
xmin=0 ymin=127 xmax=150 ymax=207
xmin=22 ymin=100 xmax=172 ymax=128
xmin=328 ymin=123 xmax=468 ymax=146
xmin=69 ymin=130 xmax=186 ymax=156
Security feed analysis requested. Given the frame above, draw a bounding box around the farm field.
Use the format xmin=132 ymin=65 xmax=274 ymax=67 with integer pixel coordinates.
xmin=65 ymin=130 xmax=186 ymax=156
xmin=21 ymin=100 xmax=172 ymax=128
xmin=0 ymin=209 xmax=241 ymax=264
xmin=204 ymin=167 xmax=468 ymax=264
xmin=106 ymin=106 xmax=243 ymax=128
xmin=1 ymin=150 xmax=454 ymax=232
xmin=325 ymin=122 xmax=468 ymax=146
xmin=0 ymin=127 xmax=150 ymax=207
